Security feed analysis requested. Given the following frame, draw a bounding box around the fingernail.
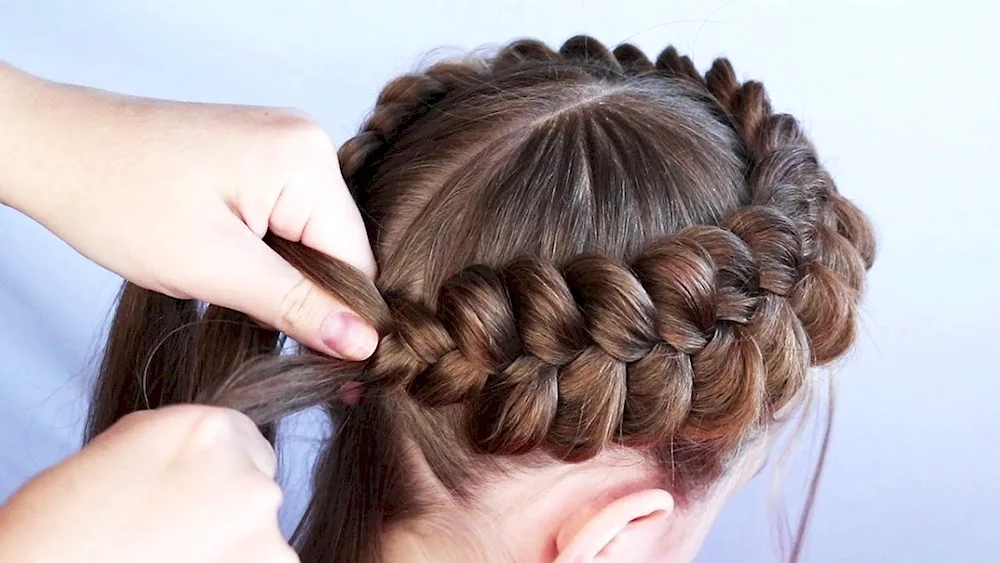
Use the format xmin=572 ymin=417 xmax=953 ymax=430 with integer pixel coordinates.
xmin=320 ymin=311 xmax=378 ymax=360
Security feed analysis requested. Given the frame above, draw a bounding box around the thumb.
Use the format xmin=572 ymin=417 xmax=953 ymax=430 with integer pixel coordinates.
xmin=201 ymin=226 xmax=379 ymax=360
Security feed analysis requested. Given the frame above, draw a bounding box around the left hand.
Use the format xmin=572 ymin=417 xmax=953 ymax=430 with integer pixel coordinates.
xmin=0 ymin=405 xmax=299 ymax=563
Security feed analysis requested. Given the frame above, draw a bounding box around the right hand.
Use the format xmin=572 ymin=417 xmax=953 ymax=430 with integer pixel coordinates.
xmin=0 ymin=62 xmax=378 ymax=360
xmin=0 ymin=405 xmax=297 ymax=563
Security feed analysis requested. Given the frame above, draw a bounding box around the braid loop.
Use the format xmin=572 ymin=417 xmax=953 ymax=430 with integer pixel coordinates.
xmin=501 ymin=258 xmax=588 ymax=366
xmin=559 ymin=35 xmax=624 ymax=79
xmin=612 ymin=44 xmax=654 ymax=75
xmin=492 ymin=39 xmax=560 ymax=72
xmin=563 ymin=257 xmax=658 ymax=363
xmin=337 ymin=63 xmax=486 ymax=185
xmin=472 ymin=355 xmax=559 ymax=454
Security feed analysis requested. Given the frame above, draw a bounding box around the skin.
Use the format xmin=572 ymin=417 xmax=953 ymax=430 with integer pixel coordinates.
xmin=0 ymin=61 xmax=380 ymax=562
xmin=377 ymin=443 xmax=765 ymax=563
xmin=0 ymin=406 xmax=297 ymax=563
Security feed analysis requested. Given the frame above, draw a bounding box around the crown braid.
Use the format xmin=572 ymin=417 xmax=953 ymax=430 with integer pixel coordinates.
xmin=326 ymin=37 xmax=874 ymax=463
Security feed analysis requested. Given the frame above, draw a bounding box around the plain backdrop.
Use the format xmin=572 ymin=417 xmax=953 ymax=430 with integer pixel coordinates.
xmin=1 ymin=1 xmax=998 ymax=562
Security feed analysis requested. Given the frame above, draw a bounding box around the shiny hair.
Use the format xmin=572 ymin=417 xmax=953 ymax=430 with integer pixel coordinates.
xmin=86 ymin=36 xmax=875 ymax=563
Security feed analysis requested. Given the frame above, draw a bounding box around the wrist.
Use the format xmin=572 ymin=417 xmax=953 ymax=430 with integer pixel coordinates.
xmin=0 ymin=62 xmax=60 ymax=216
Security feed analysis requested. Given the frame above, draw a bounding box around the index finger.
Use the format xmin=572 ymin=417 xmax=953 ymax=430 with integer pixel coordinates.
xmin=280 ymin=155 xmax=377 ymax=279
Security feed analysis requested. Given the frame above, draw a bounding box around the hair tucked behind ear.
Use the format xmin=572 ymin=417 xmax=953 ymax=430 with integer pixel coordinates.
xmin=87 ymin=35 xmax=875 ymax=563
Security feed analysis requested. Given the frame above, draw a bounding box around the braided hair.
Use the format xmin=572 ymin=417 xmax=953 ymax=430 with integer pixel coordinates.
xmin=88 ymin=36 xmax=875 ymax=563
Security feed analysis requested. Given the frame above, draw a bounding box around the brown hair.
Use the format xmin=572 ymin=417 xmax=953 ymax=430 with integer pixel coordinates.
xmin=86 ymin=36 xmax=875 ymax=562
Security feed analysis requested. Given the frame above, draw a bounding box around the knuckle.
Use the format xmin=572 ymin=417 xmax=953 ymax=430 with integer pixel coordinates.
xmin=245 ymin=473 xmax=285 ymax=510
xmin=264 ymin=111 xmax=333 ymax=154
xmin=287 ymin=118 xmax=334 ymax=152
xmin=246 ymin=107 xmax=330 ymax=156
xmin=276 ymin=276 xmax=316 ymax=331
xmin=262 ymin=479 xmax=285 ymax=509
xmin=187 ymin=407 xmax=235 ymax=446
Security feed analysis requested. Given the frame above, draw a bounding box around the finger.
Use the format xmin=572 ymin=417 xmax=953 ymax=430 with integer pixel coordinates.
xmin=269 ymin=155 xmax=378 ymax=279
xmin=198 ymin=223 xmax=378 ymax=360
xmin=154 ymin=405 xmax=278 ymax=477
xmin=224 ymin=409 xmax=279 ymax=479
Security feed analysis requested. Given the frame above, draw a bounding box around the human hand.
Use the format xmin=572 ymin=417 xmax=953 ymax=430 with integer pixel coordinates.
xmin=0 ymin=63 xmax=377 ymax=359
xmin=0 ymin=405 xmax=297 ymax=563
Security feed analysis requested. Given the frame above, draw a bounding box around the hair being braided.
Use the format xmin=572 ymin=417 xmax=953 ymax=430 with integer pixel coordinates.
xmin=87 ymin=35 xmax=875 ymax=563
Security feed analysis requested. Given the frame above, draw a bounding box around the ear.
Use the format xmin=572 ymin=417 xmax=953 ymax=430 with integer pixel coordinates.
xmin=554 ymin=489 xmax=674 ymax=563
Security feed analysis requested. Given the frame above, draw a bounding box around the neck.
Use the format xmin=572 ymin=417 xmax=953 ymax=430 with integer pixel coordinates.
xmin=378 ymin=434 xmax=770 ymax=563
xmin=380 ymin=450 xmax=666 ymax=563
xmin=381 ymin=518 xmax=500 ymax=563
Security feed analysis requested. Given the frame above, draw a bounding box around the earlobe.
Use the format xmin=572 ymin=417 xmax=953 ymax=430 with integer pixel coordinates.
xmin=554 ymin=489 xmax=674 ymax=563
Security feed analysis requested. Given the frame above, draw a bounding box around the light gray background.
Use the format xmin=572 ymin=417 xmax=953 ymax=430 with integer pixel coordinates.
xmin=1 ymin=1 xmax=997 ymax=562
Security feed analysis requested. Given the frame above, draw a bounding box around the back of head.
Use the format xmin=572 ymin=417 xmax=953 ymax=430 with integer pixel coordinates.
xmin=87 ymin=36 xmax=876 ymax=563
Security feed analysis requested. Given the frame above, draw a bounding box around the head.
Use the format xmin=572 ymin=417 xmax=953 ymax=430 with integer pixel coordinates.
xmin=88 ymin=36 xmax=876 ymax=563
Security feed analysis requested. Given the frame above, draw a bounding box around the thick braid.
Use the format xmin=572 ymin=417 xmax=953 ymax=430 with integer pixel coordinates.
xmin=362 ymin=211 xmax=821 ymax=460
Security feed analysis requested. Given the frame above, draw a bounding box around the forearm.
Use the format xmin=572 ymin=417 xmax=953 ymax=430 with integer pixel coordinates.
xmin=0 ymin=61 xmax=52 ymax=214
xmin=0 ymin=61 xmax=126 ymax=226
